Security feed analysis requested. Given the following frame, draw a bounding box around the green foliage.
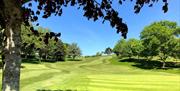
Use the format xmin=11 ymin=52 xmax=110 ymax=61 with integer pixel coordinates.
xmin=167 ymin=38 xmax=180 ymax=59
xmin=53 ymin=40 xmax=67 ymax=61
xmin=113 ymin=39 xmax=126 ymax=56
xmin=104 ymin=47 xmax=112 ymax=55
xmin=113 ymin=38 xmax=143 ymax=58
xmin=140 ymin=21 xmax=180 ymax=68
xmin=67 ymin=43 xmax=82 ymax=59
xmin=21 ymin=24 xmax=38 ymax=58
xmin=95 ymin=52 xmax=102 ymax=56
xmin=140 ymin=23 xmax=165 ymax=58
xmin=21 ymin=25 xmax=68 ymax=61
xmin=113 ymin=20 xmax=180 ymax=68
xmin=126 ymin=39 xmax=144 ymax=58
xmin=174 ymin=27 xmax=180 ymax=37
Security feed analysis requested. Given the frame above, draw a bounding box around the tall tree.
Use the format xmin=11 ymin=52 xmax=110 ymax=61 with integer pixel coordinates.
xmin=140 ymin=24 xmax=161 ymax=60
xmin=140 ymin=21 xmax=179 ymax=68
xmin=0 ymin=0 xmax=169 ymax=90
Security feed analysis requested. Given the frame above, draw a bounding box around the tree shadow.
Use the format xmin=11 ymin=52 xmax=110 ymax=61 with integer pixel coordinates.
xmin=119 ymin=58 xmax=180 ymax=69
xmin=22 ymin=58 xmax=40 ymax=64
xmin=36 ymin=89 xmax=77 ymax=91
xmin=67 ymin=58 xmax=82 ymax=61
xmin=22 ymin=58 xmax=65 ymax=64
xmin=40 ymin=59 xmax=58 ymax=63
xmin=0 ymin=61 xmax=25 ymax=69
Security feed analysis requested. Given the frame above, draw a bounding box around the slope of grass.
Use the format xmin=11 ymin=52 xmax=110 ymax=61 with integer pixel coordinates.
xmin=109 ymin=56 xmax=180 ymax=74
xmin=0 ymin=56 xmax=179 ymax=91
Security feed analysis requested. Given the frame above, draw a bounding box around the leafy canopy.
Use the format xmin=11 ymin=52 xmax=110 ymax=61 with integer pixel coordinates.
xmin=0 ymin=0 xmax=169 ymax=39
xmin=140 ymin=21 xmax=180 ymax=61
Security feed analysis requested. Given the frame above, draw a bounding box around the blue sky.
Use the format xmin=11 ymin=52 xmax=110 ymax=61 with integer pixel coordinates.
xmin=33 ymin=0 xmax=180 ymax=56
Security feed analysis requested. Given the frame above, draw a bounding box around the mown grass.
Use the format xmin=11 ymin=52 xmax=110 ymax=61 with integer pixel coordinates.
xmin=109 ymin=56 xmax=180 ymax=74
xmin=0 ymin=56 xmax=179 ymax=91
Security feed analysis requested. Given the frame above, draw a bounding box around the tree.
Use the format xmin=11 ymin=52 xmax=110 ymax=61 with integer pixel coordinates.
xmin=95 ymin=52 xmax=102 ymax=56
xmin=21 ymin=25 xmax=57 ymax=61
xmin=33 ymin=27 xmax=66 ymax=62
xmin=140 ymin=24 xmax=162 ymax=60
xmin=53 ymin=40 xmax=66 ymax=61
xmin=113 ymin=39 xmax=125 ymax=56
xmin=67 ymin=43 xmax=81 ymax=59
xmin=113 ymin=38 xmax=143 ymax=58
xmin=113 ymin=38 xmax=144 ymax=59
xmin=0 ymin=0 xmax=169 ymax=90
xmin=126 ymin=39 xmax=144 ymax=59
xmin=121 ymin=41 xmax=132 ymax=58
xmin=113 ymin=39 xmax=130 ymax=57
xmin=104 ymin=47 xmax=112 ymax=55
xmin=140 ymin=21 xmax=179 ymax=68
xmin=21 ymin=25 xmax=38 ymax=59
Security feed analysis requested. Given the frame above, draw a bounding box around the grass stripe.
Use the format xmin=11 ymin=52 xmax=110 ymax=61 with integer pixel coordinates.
xmin=89 ymin=80 xmax=178 ymax=86
xmin=21 ymin=72 xmax=58 ymax=88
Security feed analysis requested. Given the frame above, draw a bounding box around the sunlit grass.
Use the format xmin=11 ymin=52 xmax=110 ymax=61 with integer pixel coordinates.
xmin=0 ymin=56 xmax=179 ymax=91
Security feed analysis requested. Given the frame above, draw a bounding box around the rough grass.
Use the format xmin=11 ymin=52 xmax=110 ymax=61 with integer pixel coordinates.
xmin=0 ymin=56 xmax=179 ymax=91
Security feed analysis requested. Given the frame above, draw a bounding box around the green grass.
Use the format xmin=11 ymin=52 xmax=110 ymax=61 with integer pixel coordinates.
xmin=0 ymin=56 xmax=179 ymax=91
xmin=110 ymin=56 xmax=180 ymax=74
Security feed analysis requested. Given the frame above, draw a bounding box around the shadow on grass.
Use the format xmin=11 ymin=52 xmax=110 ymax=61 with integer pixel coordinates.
xmin=22 ymin=58 xmax=41 ymax=64
xmin=0 ymin=61 xmax=25 ymax=69
xmin=22 ymin=58 xmax=65 ymax=64
xmin=67 ymin=58 xmax=82 ymax=61
xmin=37 ymin=89 xmax=77 ymax=91
xmin=119 ymin=58 xmax=180 ymax=69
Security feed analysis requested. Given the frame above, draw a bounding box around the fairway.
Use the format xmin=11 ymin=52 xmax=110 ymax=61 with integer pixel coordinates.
xmin=1 ymin=56 xmax=179 ymax=91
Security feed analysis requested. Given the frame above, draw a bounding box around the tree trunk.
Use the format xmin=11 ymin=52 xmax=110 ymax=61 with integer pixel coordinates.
xmin=160 ymin=54 xmax=167 ymax=69
xmin=25 ymin=54 xmax=27 ymax=59
xmin=162 ymin=60 xmax=166 ymax=68
xmin=1 ymin=0 xmax=22 ymax=91
xmin=73 ymin=55 xmax=76 ymax=60
xmin=45 ymin=54 xmax=47 ymax=61
xmin=38 ymin=53 xmax=42 ymax=63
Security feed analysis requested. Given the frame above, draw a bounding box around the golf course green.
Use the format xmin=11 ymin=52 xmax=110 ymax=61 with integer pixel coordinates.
xmin=0 ymin=56 xmax=179 ymax=91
